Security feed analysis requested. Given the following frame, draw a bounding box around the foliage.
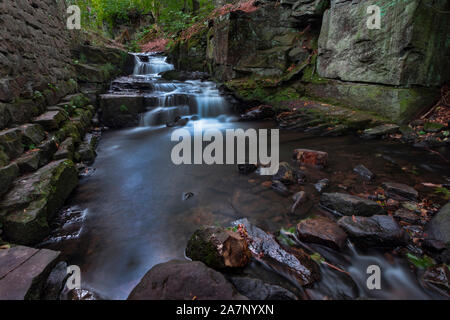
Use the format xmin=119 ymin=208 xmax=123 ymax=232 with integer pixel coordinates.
xmin=406 ymin=253 xmax=435 ymax=269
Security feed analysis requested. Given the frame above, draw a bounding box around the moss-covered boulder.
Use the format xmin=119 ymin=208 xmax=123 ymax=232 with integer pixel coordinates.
xmin=0 ymin=163 xmax=19 ymax=196
xmin=0 ymin=128 xmax=24 ymax=160
xmin=0 ymin=159 xmax=78 ymax=245
xmin=99 ymin=94 xmax=144 ymax=128
xmin=186 ymin=226 xmax=252 ymax=269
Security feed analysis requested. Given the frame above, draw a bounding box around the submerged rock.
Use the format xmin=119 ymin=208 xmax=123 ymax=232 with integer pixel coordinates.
xmin=293 ymin=149 xmax=328 ymax=167
xmin=382 ymin=182 xmax=418 ymax=201
xmin=228 ymin=276 xmax=298 ymax=300
xmin=314 ymin=178 xmax=329 ymax=193
xmin=271 ymin=180 xmax=291 ymax=196
xmin=128 ymin=260 xmax=247 ymax=300
xmin=296 ymin=216 xmax=347 ymax=250
xmin=186 ymin=227 xmax=252 ymax=269
xmin=338 ymin=215 xmax=405 ymax=247
xmin=237 ymin=163 xmax=257 ymax=174
xmin=320 ymin=192 xmax=385 ymax=216
xmin=231 ymin=219 xmax=320 ymax=286
xmin=272 ymin=162 xmax=297 ymax=185
xmin=353 ymin=164 xmax=374 ymax=181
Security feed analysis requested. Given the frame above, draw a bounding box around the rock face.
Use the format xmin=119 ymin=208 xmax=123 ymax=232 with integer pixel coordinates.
xmin=232 ymin=218 xmax=320 ymax=286
xmin=296 ymin=216 xmax=347 ymax=250
xmin=320 ymin=192 xmax=385 ymax=216
xmin=317 ymin=0 xmax=450 ymax=87
xmin=338 ymin=215 xmax=405 ymax=247
xmin=128 ymin=260 xmax=247 ymax=300
xmin=0 ymin=160 xmax=78 ymax=245
xmin=186 ymin=227 xmax=252 ymax=269
xmin=0 ymin=246 xmax=60 ymax=300
xmin=425 ymin=202 xmax=450 ymax=246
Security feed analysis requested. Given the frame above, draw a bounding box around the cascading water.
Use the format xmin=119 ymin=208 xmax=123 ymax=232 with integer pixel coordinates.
xmin=129 ymin=53 xmax=230 ymax=126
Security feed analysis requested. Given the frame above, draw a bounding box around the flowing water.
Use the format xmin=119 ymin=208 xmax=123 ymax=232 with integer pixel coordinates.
xmin=41 ymin=53 xmax=450 ymax=300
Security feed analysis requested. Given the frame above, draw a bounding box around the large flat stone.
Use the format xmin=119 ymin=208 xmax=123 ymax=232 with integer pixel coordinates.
xmin=0 ymin=246 xmax=60 ymax=300
xmin=320 ymin=192 xmax=385 ymax=216
xmin=296 ymin=216 xmax=347 ymax=250
xmin=33 ymin=110 xmax=68 ymax=131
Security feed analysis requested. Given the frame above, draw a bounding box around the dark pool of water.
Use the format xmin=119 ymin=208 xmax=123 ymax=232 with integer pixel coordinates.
xmin=41 ymin=117 xmax=450 ymax=300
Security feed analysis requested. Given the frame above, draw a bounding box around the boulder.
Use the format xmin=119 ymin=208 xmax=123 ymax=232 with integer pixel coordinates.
xmin=53 ymin=138 xmax=75 ymax=161
xmin=338 ymin=215 xmax=405 ymax=247
xmin=42 ymin=261 xmax=68 ymax=300
xmin=0 ymin=246 xmax=60 ymax=300
xmin=128 ymin=260 xmax=247 ymax=300
xmin=18 ymin=124 xmax=46 ymax=146
xmin=33 ymin=110 xmax=68 ymax=131
xmin=99 ymin=94 xmax=144 ymax=128
xmin=0 ymin=163 xmax=19 ymax=195
xmin=14 ymin=151 xmax=41 ymax=174
xmin=293 ymin=149 xmax=328 ymax=167
xmin=186 ymin=227 xmax=252 ymax=269
xmin=296 ymin=216 xmax=347 ymax=250
xmin=361 ymin=124 xmax=400 ymax=139
xmin=228 ymin=276 xmax=298 ymax=300
xmin=425 ymin=202 xmax=450 ymax=246
xmin=231 ymin=218 xmax=320 ymax=286
xmin=320 ymin=192 xmax=385 ymax=216
xmin=0 ymin=160 xmax=78 ymax=245
xmin=382 ymin=182 xmax=418 ymax=201
xmin=0 ymin=128 xmax=23 ymax=160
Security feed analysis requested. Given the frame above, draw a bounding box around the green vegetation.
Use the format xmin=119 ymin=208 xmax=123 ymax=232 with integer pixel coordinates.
xmin=406 ymin=253 xmax=435 ymax=269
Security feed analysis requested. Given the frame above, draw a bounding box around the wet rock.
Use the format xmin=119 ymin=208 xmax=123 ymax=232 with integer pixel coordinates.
xmin=33 ymin=110 xmax=68 ymax=131
xmin=0 ymin=160 xmax=78 ymax=245
xmin=293 ymin=149 xmax=328 ymax=167
xmin=128 ymin=260 xmax=247 ymax=300
xmin=0 ymin=127 xmax=24 ymax=160
xmin=382 ymin=182 xmax=418 ymax=201
xmin=99 ymin=94 xmax=144 ymax=128
xmin=53 ymin=137 xmax=75 ymax=161
xmin=338 ymin=215 xmax=405 ymax=247
xmin=61 ymin=288 xmax=99 ymax=301
xmin=37 ymin=138 xmax=58 ymax=167
xmin=353 ymin=164 xmax=374 ymax=180
xmin=18 ymin=124 xmax=46 ymax=146
xmin=271 ymin=180 xmax=291 ymax=196
xmin=77 ymin=141 xmax=97 ymax=165
xmin=0 ymin=246 xmax=60 ymax=300
xmin=402 ymin=201 xmax=419 ymax=211
xmin=42 ymin=261 xmax=68 ymax=300
xmin=422 ymin=264 xmax=450 ymax=296
xmin=231 ymin=219 xmax=320 ymax=286
xmin=160 ymin=70 xmax=209 ymax=81
xmin=237 ymin=163 xmax=257 ymax=174
xmin=296 ymin=216 xmax=348 ymax=251
xmin=386 ymin=198 xmax=400 ymax=211
xmin=314 ymin=178 xmax=329 ymax=193
xmin=361 ymin=124 xmax=399 ymax=139
xmin=186 ymin=226 xmax=252 ymax=269
xmin=0 ymin=163 xmax=19 ymax=196
xmin=291 ymin=191 xmax=306 ymax=213
xmin=320 ymin=192 xmax=385 ymax=216
xmin=272 ymin=162 xmax=297 ymax=185
xmin=424 ymin=122 xmax=445 ymax=133
xmin=425 ymin=202 xmax=450 ymax=246
xmin=14 ymin=151 xmax=41 ymax=173
xmin=241 ymin=105 xmax=275 ymax=121
xmin=228 ymin=277 xmax=298 ymax=300
xmin=394 ymin=208 xmax=420 ymax=224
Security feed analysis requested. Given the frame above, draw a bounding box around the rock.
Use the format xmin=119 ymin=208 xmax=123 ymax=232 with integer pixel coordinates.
xmin=14 ymin=151 xmax=41 ymax=173
xmin=18 ymin=124 xmax=46 ymax=146
xmin=228 ymin=277 xmax=298 ymax=300
xmin=361 ymin=124 xmax=400 ymax=139
xmin=237 ymin=163 xmax=257 ymax=174
xmin=320 ymin=192 xmax=385 ymax=216
xmin=293 ymin=149 xmax=328 ymax=167
xmin=33 ymin=110 xmax=68 ymax=131
xmin=425 ymin=202 xmax=450 ymax=246
xmin=314 ymin=178 xmax=329 ymax=193
xmin=0 ymin=127 xmax=24 ymax=160
xmin=160 ymin=70 xmax=210 ymax=81
xmin=291 ymin=191 xmax=306 ymax=213
xmin=77 ymin=142 xmax=97 ymax=165
xmin=272 ymin=162 xmax=297 ymax=185
xmin=424 ymin=122 xmax=445 ymax=133
xmin=422 ymin=264 xmax=450 ymax=296
xmin=99 ymin=94 xmax=144 ymax=128
xmin=338 ymin=215 xmax=405 ymax=247
xmin=296 ymin=216 xmax=348 ymax=250
xmin=241 ymin=105 xmax=275 ymax=121
xmin=0 ymin=103 xmax=12 ymax=130
xmin=231 ymin=218 xmax=320 ymax=286
xmin=186 ymin=227 xmax=252 ymax=269
xmin=42 ymin=261 xmax=68 ymax=300
xmin=75 ymin=63 xmax=107 ymax=83
xmin=353 ymin=164 xmax=374 ymax=181
xmin=0 ymin=246 xmax=60 ymax=300
xmin=382 ymin=182 xmax=418 ymax=201
xmin=394 ymin=208 xmax=420 ymax=224
xmin=271 ymin=180 xmax=291 ymax=196
xmin=37 ymin=138 xmax=59 ymax=167
xmin=128 ymin=260 xmax=247 ymax=300
xmin=53 ymin=138 xmax=75 ymax=161
xmin=0 ymin=163 xmax=19 ymax=196
xmin=0 ymin=160 xmax=78 ymax=245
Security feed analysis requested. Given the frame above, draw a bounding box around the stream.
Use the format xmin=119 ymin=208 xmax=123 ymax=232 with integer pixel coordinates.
xmin=41 ymin=53 xmax=449 ymax=300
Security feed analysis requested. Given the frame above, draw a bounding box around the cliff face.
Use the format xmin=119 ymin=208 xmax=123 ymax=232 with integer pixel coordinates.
xmin=170 ymin=0 xmax=450 ymax=123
